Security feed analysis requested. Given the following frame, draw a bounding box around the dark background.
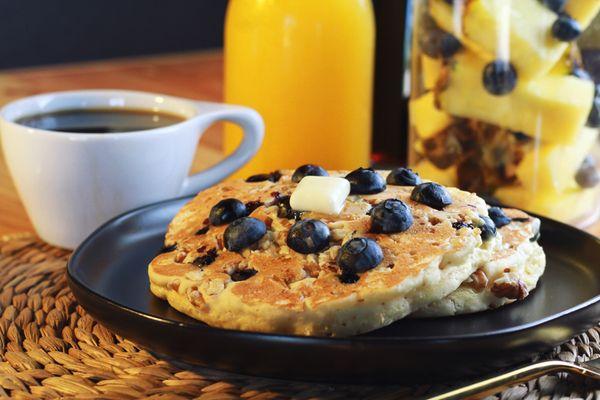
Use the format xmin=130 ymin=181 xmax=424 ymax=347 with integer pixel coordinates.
xmin=0 ymin=0 xmax=228 ymax=69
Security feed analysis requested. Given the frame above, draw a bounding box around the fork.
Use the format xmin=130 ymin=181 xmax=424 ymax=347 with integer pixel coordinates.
xmin=426 ymin=358 xmax=600 ymax=400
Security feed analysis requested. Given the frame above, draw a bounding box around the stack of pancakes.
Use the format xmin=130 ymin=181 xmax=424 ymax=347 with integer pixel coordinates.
xmin=148 ymin=169 xmax=545 ymax=336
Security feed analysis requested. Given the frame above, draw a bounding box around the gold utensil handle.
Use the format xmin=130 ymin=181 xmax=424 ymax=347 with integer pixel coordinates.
xmin=426 ymin=360 xmax=599 ymax=400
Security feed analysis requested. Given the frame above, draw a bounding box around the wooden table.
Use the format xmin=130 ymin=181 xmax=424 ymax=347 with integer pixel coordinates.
xmin=0 ymin=50 xmax=599 ymax=237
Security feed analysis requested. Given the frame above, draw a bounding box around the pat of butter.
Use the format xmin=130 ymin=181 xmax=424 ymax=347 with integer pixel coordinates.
xmin=290 ymin=176 xmax=350 ymax=215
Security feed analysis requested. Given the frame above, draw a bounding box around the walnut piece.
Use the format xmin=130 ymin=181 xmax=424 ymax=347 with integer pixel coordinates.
xmin=491 ymin=277 xmax=528 ymax=300
xmin=465 ymin=268 xmax=488 ymax=292
xmin=174 ymin=251 xmax=187 ymax=263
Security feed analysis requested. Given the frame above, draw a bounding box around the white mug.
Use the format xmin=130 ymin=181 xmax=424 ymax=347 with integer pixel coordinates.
xmin=0 ymin=90 xmax=264 ymax=249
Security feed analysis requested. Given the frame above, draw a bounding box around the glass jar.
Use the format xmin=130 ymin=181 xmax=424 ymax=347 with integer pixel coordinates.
xmin=408 ymin=0 xmax=600 ymax=226
xmin=224 ymin=0 xmax=375 ymax=178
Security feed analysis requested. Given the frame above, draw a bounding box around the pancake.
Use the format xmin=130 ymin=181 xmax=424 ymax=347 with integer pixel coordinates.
xmin=413 ymin=208 xmax=545 ymax=317
xmin=148 ymin=169 xmax=506 ymax=336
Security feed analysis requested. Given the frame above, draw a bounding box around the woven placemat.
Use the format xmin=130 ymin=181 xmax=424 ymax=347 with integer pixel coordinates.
xmin=0 ymin=233 xmax=598 ymax=400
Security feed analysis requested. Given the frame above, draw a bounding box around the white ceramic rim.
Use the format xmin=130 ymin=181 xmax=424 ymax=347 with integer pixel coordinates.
xmin=0 ymin=89 xmax=202 ymax=140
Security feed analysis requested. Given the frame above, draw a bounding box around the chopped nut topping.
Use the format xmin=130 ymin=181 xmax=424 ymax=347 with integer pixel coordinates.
xmin=303 ymin=263 xmax=321 ymax=278
xmin=465 ymin=268 xmax=488 ymax=292
xmin=491 ymin=277 xmax=528 ymax=300
xmin=264 ymin=217 xmax=273 ymax=229
xmin=168 ymin=279 xmax=180 ymax=292
xmin=189 ymin=289 xmax=207 ymax=309
xmin=174 ymin=251 xmax=187 ymax=263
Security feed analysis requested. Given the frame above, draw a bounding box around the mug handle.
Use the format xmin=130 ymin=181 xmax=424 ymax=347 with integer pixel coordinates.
xmin=179 ymin=102 xmax=264 ymax=196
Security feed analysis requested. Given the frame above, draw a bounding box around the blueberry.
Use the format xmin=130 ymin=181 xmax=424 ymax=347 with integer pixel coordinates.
xmin=575 ymin=156 xmax=600 ymax=188
xmin=513 ymin=132 xmax=532 ymax=143
xmin=192 ymin=248 xmax=218 ymax=267
xmin=418 ymin=24 xmax=461 ymax=59
xmin=478 ymin=215 xmax=497 ymax=241
xmin=386 ymin=167 xmax=422 ymax=186
xmin=339 ymin=272 xmax=360 ymax=284
xmin=246 ymin=173 xmax=270 ymax=182
xmin=224 ymin=217 xmax=267 ymax=251
xmin=159 ymin=244 xmax=176 ymax=253
xmin=540 ymin=0 xmax=567 ymax=13
xmin=419 ymin=15 xmax=461 ymax=59
xmin=246 ymin=171 xmax=282 ymax=183
xmin=587 ymin=86 xmax=600 ymax=128
xmin=244 ymin=200 xmax=263 ymax=214
xmin=292 ymin=164 xmax=329 ymax=183
xmin=286 ymin=219 xmax=330 ymax=254
xmin=552 ymin=15 xmax=581 ymax=42
xmin=209 ymin=198 xmax=247 ymax=226
xmin=488 ymin=207 xmax=511 ymax=228
xmin=231 ymin=268 xmax=257 ymax=282
xmin=483 ymin=60 xmax=517 ymax=96
xmin=337 ymin=238 xmax=384 ymax=274
xmin=452 ymin=221 xmax=474 ymax=230
xmin=370 ymin=199 xmax=413 ymax=234
xmin=410 ymin=182 xmax=452 ymax=210
xmin=195 ymin=226 xmax=209 ymax=235
xmin=345 ymin=168 xmax=386 ymax=194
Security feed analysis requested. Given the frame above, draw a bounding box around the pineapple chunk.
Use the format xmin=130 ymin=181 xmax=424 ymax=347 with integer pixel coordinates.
xmin=566 ymin=0 xmax=600 ymax=27
xmin=430 ymin=0 xmax=600 ymax=79
xmin=410 ymin=92 xmax=453 ymax=139
xmin=516 ymin=127 xmax=599 ymax=192
xmin=549 ymin=45 xmax=576 ymax=76
xmin=412 ymin=160 xmax=457 ymax=187
xmin=548 ymin=57 xmax=570 ymax=76
xmin=422 ymin=55 xmax=442 ymax=90
xmin=464 ymin=0 xmax=568 ymax=79
xmin=429 ymin=0 xmax=460 ymax=34
xmin=438 ymin=52 xmax=595 ymax=144
xmin=495 ymin=184 xmax=600 ymax=223
xmin=413 ymin=138 xmax=425 ymax=155
xmin=428 ymin=0 xmax=487 ymax=56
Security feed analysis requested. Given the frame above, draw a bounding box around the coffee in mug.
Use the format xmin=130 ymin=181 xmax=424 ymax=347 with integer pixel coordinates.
xmin=0 ymin=90 xmax=264 ymax=249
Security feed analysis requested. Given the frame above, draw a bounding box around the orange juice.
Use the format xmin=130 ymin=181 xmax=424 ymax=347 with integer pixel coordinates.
xmin=224 ymin=0 xmax=375 ymax=177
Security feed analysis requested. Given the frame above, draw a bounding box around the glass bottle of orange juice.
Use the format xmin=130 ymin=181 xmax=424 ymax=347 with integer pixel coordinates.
xmin=224 ymin=0 xmax=375 ymax=177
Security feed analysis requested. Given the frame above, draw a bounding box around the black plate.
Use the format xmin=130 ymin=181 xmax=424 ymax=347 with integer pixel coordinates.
xmin=68 ymin=196 xmax=600 ymax=384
